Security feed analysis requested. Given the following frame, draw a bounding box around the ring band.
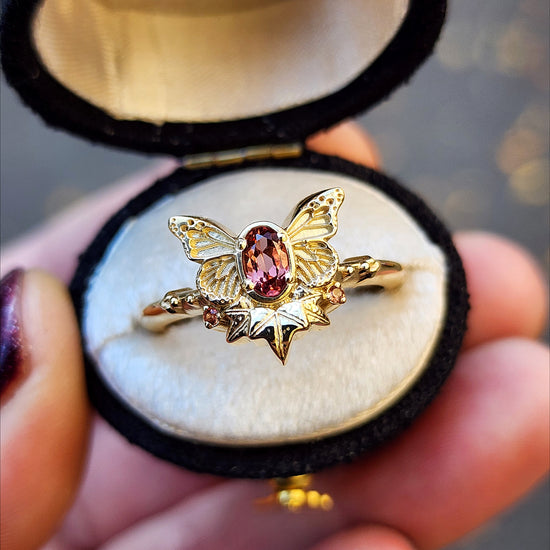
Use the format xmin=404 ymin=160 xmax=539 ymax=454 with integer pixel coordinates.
xmin=142 ymin=188 xmax=404 ymax=363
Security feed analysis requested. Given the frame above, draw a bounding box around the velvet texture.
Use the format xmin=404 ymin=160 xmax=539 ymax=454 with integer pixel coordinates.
xmin=70 ymin=152 xmax=469 ymax=479
xmin=1 ymin=0 xmax=446 ymax=156
xmin=82 ymin=169 xmax=448 ymax=445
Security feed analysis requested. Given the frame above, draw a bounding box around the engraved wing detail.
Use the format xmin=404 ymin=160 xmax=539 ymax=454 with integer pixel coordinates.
xmin=284 ymin=188 xmax=344 ymax=287
xmin=292 ymin=240 xmax=339 ymax=287
xmin=169 ymin=216 xmax=236 ymax=261
xmin=197 ymin=256 xmax=240 ymax=303
xmin=285 ymin=187 xmax=344 ymax=241
xmin=169 ymin=216 xmax=240 ymax=303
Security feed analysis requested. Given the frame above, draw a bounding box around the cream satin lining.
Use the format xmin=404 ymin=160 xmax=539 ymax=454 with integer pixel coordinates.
xmin=33 ymin=0 xmax=409 ymax=124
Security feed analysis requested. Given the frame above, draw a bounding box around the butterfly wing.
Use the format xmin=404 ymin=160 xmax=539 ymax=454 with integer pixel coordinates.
xmin=292 ymin=240 xmax=339 ymax=287
xmin=285 ymin=188 xmax=344 ymax=242
xmin=196 ymin=255 xmax=240 ymax=303
xmin=285 ymin=188 xmax=344 ymax=287
xmin=169 ymin=216 xmax=240 ymax=303
xmin=169 ymin=216 xmax=236 ymax=260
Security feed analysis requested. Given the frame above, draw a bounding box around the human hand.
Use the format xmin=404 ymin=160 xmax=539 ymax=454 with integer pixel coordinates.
xmin=1 ymin=122 xmax=548 ymax=550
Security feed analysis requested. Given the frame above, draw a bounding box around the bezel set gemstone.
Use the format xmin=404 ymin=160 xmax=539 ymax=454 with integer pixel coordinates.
xmin=241 ymin=225 xmax=291 ymax=300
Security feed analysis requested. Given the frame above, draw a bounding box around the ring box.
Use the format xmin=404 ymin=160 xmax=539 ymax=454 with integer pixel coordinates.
xmin=1 ymin=0 xmax=468 ymax=479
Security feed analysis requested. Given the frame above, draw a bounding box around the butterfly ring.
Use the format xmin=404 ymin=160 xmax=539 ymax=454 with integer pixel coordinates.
xmin=141 ymin=188 xmax=404 ymax=364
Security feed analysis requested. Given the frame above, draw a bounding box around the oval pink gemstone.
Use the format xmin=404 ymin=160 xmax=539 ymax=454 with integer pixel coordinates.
xmin=242 ymin=226 xmax=290 ymax=298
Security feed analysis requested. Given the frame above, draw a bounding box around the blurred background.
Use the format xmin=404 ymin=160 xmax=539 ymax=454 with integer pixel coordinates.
xmin=1 ymin=0 xmax=548 ymax=548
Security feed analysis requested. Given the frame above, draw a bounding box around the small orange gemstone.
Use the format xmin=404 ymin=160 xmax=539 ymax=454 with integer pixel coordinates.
xmin=203 ymin=307 xmax=220 ymax=328
xmin=327 ymin=285 xmax=346 ymax=305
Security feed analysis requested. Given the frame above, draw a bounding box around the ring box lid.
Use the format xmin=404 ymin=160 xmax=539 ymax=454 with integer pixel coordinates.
xmin=1 ymin=0 xmax=446 ymax=157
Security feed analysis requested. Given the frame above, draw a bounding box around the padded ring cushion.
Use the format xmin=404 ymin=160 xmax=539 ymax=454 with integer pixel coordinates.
xmin=71 ymin=152 xmax=468 ymax=478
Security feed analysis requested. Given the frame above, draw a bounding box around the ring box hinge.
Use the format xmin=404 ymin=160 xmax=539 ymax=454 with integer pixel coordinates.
xmin=182 ymin=143 xmax=303 ymax=170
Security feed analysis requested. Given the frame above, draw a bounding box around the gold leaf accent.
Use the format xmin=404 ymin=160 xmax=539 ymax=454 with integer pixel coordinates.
xmin=225 ymin=308 xmax=251 ymax=343
xmin=224 ymin=293 xmax=329 ymax=364
xmin=301 ymin=294 xmax=331 ymax=326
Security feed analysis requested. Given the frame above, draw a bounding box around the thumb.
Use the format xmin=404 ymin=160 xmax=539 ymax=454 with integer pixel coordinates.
xmin=1 ymin=269 xmax=89 ymax=550
xmin=309 ymin=525 xmax=415 ymax=550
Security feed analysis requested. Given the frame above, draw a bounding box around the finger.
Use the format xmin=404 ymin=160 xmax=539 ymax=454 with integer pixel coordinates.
xmin=49 ymin=228 xmax=549 ymax=549
xmin=46 ymin=418 xmax=219 ymax=550
xmin=100 ymin=481 xmax=345 ymax=550
xmin=1 ymin=121 xmax=378 ymax=283
xmin=306 ymin=121 xmax=381 ymax=168
xmin=326 ymin=337 xmax=550 ymax=550
xmin=21 ymin=121 xmax=383 ymax=549
xmin=101 ymin=504 xmax=413 ymax=550
xmin=0 ymin=270 xmax=89 ymax=550
xmin=95 ymin=338 xmax=548 ymax=550
xmin=455 ymin=231 xmax=548 ymax=348
xmin=309 ymin=525 xmax=415 ymax=550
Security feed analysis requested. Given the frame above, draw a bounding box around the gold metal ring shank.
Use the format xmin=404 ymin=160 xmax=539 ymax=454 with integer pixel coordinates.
xmin=141 ymin=256 xmax=403 ymax=333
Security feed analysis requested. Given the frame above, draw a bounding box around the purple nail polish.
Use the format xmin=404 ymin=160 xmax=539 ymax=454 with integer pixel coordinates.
xmin=0 ymin=269 xmax=24 ymax=395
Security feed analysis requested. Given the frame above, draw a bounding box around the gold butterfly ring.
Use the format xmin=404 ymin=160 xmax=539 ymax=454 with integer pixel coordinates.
xmin=141 ymin=188 xmax=403 ymax=364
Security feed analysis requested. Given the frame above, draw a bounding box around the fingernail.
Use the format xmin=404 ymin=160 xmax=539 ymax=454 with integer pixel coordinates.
xmin=1 ymin=269 xmax=25 ymax=396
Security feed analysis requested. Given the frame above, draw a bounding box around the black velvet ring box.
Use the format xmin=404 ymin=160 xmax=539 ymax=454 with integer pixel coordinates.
xmin=1 ymin=0 xmax=468 ymax=479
